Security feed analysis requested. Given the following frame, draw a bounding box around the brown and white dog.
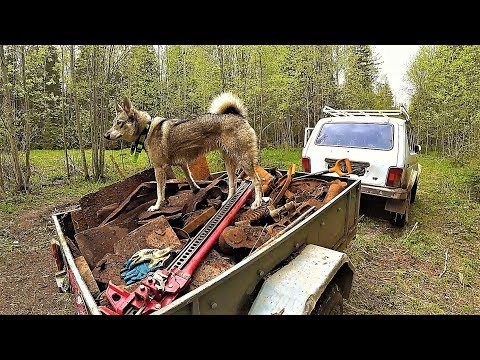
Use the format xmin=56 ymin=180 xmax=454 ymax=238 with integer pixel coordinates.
xmin=104 ymin=92 xmax=263 ymax=212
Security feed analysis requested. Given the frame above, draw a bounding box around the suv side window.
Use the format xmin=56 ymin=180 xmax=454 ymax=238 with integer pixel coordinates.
xmin=406 ymin=125 xmax=416 ymax=153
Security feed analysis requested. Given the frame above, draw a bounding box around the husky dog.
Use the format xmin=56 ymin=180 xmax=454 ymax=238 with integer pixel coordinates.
xmin=104 ymin=92 xmax=263 ymax=212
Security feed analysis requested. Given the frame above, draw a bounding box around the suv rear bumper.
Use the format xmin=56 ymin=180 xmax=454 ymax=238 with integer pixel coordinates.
xmin=361 ymin=184 xmax=408 ymax=200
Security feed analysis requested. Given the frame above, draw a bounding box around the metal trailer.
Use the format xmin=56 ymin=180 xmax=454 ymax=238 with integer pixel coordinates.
xmin=51 ymin=171 xmax=361 ymax=315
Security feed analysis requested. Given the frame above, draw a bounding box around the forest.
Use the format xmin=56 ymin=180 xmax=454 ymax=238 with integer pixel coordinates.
xmin=0 ymin=45 xmax=479 ymax=194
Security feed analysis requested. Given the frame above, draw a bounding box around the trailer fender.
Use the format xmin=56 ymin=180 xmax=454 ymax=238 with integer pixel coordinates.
xmin=248 ymin=244 xmax=354 ymax=315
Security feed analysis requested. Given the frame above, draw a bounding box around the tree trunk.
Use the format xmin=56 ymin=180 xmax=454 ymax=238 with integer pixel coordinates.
xmin=60 ymin=46 xmax=70 ymax=179
xmin=90 ymin=46 xmax=100 ymax=180
xmin=0 ymin=45 xmax=24 ymax=189
xmin=217 ymin=45 xmax=225 ymax=92
xmin=20 ymin=46 xmax=32 ymax=189
xmin=71 ymin=45 xmax=89 ymax=180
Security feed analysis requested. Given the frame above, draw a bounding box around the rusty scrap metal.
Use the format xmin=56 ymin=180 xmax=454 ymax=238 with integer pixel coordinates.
xmin=182 ymin=207 xmax=216 ymax=234
xmin=113 ymin=216 xmax=182 ymax=259
xmin=207 ymin=198 xmax=223 ymax=209
xmin=269 ymin=201 xmax=297 ymax=222
xmin=277 ymin=202 xmax=315 ymax=227
xmin=218 ymin=225 xmax=271 ymax=252
xmin=321 ymin=179 xmax=347 ymax=205
xmin=92 ymin=253 xmax=128 ymax=287
xmin=64 ymin=235 xmax=82 ymax=258
xmin=184 ymin=174 xmax=228 ymax=213
xmin=266 ymin=223 xmax=285 ymax=237
xmin=75 ymin=224 xmax=132 ymax=268
xmin=96 ymin=203 xmax=120 ymax=222
xmin=268 ymin=177 xmax=328 ymax=207
xmin=167 ymin=190 xmax=196 ymax=209
xmin=235 ymin=205 xmax=269 ymax=224
xmin=257 ymin=206 xmax=316 ymax=253
xmin=138 ymin=206 xmax=183 ymax=221
xmin=271 ymin=164 xmax=296 ymax=207
xmin=72 ymin=168 xmax=156 ymax=233
xmin=100 ymin=181 xmax=157 ymax=226
xmin=288 ymin=178 xmax=329 ymax=194
xmin=137 ymin=212 xmax=183 ymax=226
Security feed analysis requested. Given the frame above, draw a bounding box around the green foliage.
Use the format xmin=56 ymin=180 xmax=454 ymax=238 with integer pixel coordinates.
xmin=408 ymin=45 xmax=480 ymax=162
xmin=341 ymin=45 xmax=379 ymax=109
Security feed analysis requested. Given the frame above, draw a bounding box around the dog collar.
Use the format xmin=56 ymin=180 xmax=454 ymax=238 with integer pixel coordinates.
xmin=131 ymin=119 xmax=152 ymax=162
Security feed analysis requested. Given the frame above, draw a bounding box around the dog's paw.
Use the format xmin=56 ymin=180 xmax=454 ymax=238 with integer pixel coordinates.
xmin=147 ymin=204 xmax=160 ymax=212
xmin=250 ymin=200 xmax=262 ymax=210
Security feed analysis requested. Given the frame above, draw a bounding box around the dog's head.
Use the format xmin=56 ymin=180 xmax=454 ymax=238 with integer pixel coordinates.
xmin=104 ymin=97 xmax=141 ymax=143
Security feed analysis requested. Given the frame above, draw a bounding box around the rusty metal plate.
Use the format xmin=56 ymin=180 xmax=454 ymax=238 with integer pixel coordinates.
xmin=113 ymin=216 xmax=182 ymax=259
xmin=188 ymin=249 xmax=234 ymax=291
xmin=167 ymin=190 xmax=195 ymax=209
xmin=96 ymin=203 xmax=119 ymax=222
xmin=92 ymin=253 xmax=127 ymax=287
xmin=75 ymin=222 xmax=134 ymax=268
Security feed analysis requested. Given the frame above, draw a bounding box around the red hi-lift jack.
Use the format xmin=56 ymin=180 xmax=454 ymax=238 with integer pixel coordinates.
xmin=99 ymin=180 xmax=253 ymax=315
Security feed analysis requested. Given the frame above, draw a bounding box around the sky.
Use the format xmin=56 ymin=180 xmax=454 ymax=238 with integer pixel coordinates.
xmin=372 ymin=45 xmax=420 ymax=106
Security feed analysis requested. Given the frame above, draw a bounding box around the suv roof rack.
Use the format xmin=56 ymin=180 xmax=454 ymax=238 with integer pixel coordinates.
xmin=322 ymin=105 xmax=410 ymax=122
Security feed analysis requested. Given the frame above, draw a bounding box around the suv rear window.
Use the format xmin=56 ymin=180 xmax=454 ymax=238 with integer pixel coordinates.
xmin=315 ymin=123 xmax=394 ymax=150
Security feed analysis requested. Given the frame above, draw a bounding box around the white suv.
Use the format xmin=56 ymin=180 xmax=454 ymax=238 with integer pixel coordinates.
xmin=302 ymin=106 xmax=421 ymax=226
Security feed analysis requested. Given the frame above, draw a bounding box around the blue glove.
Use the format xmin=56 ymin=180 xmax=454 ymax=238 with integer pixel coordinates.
xmin=120 ymin=247 xmax=175 ymax=285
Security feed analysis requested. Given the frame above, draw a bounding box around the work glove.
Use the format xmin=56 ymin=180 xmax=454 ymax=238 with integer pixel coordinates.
xmin=120 ymin=247 xmax=176 ymax=285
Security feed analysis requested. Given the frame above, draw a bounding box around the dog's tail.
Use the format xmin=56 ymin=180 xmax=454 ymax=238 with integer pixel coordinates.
xmin=209 ymin=92 xmax=247 ymax=117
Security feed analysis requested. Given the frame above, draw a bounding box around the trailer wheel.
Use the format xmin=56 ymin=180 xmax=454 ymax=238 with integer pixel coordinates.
xmin=311 ymin=282 xmax=343 ymax=315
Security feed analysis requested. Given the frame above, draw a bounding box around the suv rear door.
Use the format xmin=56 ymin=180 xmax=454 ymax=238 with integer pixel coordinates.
xmin=305 ymin=118 xmax=399 ymax=187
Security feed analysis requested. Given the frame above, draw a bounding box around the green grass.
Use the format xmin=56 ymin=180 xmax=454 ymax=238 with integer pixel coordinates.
xmin=344 ymin=154 xmax=480 ymax=314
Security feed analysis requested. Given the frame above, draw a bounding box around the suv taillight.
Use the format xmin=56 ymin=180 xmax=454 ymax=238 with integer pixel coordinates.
xmin=386 ymin=167 xmax=403 ymax=188
xmin=302 ymin=157 xmax=311 ymax=173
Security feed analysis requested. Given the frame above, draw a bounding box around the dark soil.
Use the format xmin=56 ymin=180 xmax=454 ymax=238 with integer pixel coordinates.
xmin=0 ymin=203 xmax=77 ymax=314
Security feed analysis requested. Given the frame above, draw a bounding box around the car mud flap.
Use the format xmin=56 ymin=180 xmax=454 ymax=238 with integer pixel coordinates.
xmin=385 ymin=197 xmax=409 ymax=214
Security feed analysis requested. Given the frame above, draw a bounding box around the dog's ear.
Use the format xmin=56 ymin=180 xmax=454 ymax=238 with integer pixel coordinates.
xmin=123 ymin=96 xmax=132 ymax=113
xmin=116 ymin=103 xmax=123 ymax=113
